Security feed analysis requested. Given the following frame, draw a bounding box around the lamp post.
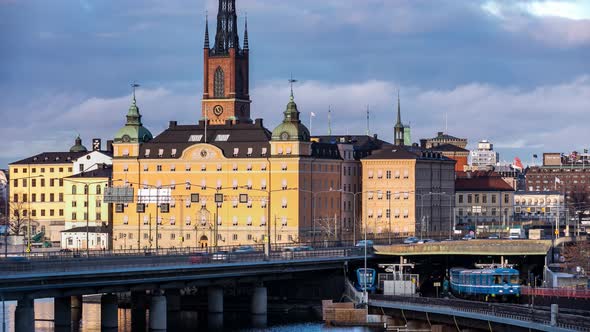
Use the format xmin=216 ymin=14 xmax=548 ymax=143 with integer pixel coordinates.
xmin=341 ymin=191 xmax=367 ymax=245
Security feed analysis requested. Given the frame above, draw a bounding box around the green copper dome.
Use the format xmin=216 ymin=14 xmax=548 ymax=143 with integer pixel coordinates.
xmin=69 ymin=135 xmax=88 ymax=153
xmin=114 ymin=97 xmax=153 ymax=143
xmin=271 ymin=94 xmax=310 ymax=141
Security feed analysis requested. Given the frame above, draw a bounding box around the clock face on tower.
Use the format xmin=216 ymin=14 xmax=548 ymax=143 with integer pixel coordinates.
xmin=280 ymin=132 xmax=290 ymax=140
xmin=213 ymin=105 xmax=224 ymax=117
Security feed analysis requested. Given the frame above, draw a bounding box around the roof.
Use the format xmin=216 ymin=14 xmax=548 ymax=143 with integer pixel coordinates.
xmin=514 ymin=190 xmax=562 ymax=196
xmin=427 ymin=143 xmax=468 ymax=153
xmin=363 ymin=145 xmax=455 ymax=163
xmin=61 ymin=226 xmax=108 ymax=233
xmin=66 ymin=166 xmax=112 ymax=179
xmin=455 ymin=177 xmax=514 ymax=192
xmin=429 ymin=132 xmax=466 ymax=141
xmin=311 ymin=134 xmax=390 ymax=160
xmin=139 ymin=119 xmax=271 ymax=159
xmin=10 ymin=151 xmax=89 ymax=165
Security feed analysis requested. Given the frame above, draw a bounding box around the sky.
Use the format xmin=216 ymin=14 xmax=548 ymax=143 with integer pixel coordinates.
xmin=0 ymin=0 xmax=589 ymax=168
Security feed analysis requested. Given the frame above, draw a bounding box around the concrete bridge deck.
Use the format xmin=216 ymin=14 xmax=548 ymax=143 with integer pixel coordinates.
xmin=374 ymin=239 xmax=553 ymax=256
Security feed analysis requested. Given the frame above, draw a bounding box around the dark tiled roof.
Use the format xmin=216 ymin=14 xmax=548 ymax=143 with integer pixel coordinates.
xmin=429 ymin=132 xmax=466 ymax=141
xmin=311 ymin=143 xmax=342 ymax=160
xmin=61 ymin=226 xmax=108 ymax=233
xmin=455 ymin=177 xmax=514 ymax=191
xmin=66 ymin=166 xmax=112 ymax=179
xmin=10 ymin=152 xmax=88 ymax=165
xmin=364 ymin=145 xmax=455 ymax=162
xmin=427 ymin=143 xmax=468 ymax=153
xmin=312 ymin=135 xmax=390 ymax=160
xmin=140 ymin=119 xmax=271 ymax=159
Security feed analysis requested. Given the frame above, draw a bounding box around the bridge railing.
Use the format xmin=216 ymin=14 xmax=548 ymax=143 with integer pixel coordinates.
xmin=522 ymin=286 xmax=590 ymax=299
xmin=0 ymin=246 xmax=365 ymax=276
xmin=369 ymin=294 xmax=590 ymax=331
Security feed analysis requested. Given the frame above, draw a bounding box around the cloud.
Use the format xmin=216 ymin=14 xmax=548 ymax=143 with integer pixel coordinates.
xmin=3 ymin=76 xmax=589 ymax=168
xmin=482 ymin=0 xmax=590 ymax=47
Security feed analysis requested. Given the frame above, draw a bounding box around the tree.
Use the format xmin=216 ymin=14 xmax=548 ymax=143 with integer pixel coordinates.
xmin=562 ymin=241 xmax=590 ymax=276
xmin=565 ymin=183 xmax=590 ymax=234
xmin=8 ymin=199 xmax=28 ymax=236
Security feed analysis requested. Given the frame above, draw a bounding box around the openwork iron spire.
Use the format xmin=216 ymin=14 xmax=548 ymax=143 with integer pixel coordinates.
xmin=395 ymin=90 xmax=402 ymax=127
xmin=213 ymin=0 xmax=240 ymax=54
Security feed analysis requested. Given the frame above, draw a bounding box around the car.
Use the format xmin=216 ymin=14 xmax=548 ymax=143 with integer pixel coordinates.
xmin=403 ymin=237 xmax=419 ymax=244
xmin=233 ymin=245 xmax=256 ymax=253
xmin=487 ymin=234 xmax=500 ymax=239
xmin=211 ymin=250 xmax=229 ymax=262
xmin=281 ymin=245 xmax=314 ymax=259
xmin=461 ymin=234 xmax=475 ymax=240
xmin=59 ymin=248 xmax=73 ymax=253
xmin=355 ymin=240 xmax=374 ymax=247
xmin=189 ymin=252 xmax=209 ymax=264
xmin=417 ymin=239 xmax=436 ymax=244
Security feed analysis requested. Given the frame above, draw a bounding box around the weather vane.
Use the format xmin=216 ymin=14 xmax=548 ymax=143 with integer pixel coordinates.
xmin=288 ymin=74 xmax=298 ymax=98
xmin=131 ymin=83 xmax=140 ymax=101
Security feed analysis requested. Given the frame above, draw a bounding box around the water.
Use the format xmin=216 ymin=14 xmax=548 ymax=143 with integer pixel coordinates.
xmin=0 ymin=299 xmax=371 ymax=332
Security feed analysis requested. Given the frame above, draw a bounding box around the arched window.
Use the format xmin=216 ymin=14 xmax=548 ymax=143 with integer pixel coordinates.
xmin=214 ymin=67 xmax=224 ymax=98
xmin=72 ymin=185 xmax=77 ymax=195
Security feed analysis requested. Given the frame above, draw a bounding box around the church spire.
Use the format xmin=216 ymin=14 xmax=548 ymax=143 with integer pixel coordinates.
xmin=243 ymin=13 xmax=249 ymax=50
xmin=213 ymin=0 xmax=240 ymax=54
xmin=204 ymin=12 xmax=210 ymax=49
xmin=394 ymin=90 xmax=405 ymax=146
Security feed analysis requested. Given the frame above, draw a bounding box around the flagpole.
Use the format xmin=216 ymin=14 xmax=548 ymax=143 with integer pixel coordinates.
xmin=310 ymin=113 xmax=313 ymax=135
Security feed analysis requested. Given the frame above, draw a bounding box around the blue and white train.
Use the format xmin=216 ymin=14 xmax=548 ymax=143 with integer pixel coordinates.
xmin=449 ymin=267 xmax=521 ymax=301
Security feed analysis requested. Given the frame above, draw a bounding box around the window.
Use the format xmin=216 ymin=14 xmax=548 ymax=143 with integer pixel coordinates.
xmin=282 ymin=198 xmax=288 ymax=208
xmin=40 ymin=178 xmax=45 ymax=187
xmin=217 ymin=164 xmax=222 ymax=172
xmin=144 ymin=165 xmax=149 ymax=172
xmin=156 ymin=165 xmax=162 ymax=172
xmin=50 ymin=210 xmax=55 ymax=217
xmin=482 ymin=194 xmax=487 ymax=204
xmin=467 ymin=194 xmax=472 ymax=203
xmin=458 ymin=195 xmax=463 ymax=203
xmin=32 ymin=210 xmax=37 ymax=217
xmin=50 ymin=193 xmax=54 ymax=202
xmin=72 ymin=185 xmax=77 ymax=195
xmin=281 ymin=216 xmax=287 ymax=226
xmin=386 ymin=191 xmax=391 ymax=200
xmin=232 ymin=234 xmax=238 ymax=241
xmin=504 ymin=194 xmax=510 ymax=204
xmin=32 ymin=179 xmax=36 ymax=187
xmin=13 ymin=179 xmax=17 ymax=188
xmin=72 ymin=212 xmax=77 ymax=220
xmin=232 ymin=216 xmax=238 ymax=226
xmin=41 ymin=193 xmax=45 ymax=202
xmin=386 ymin=170 xmax=391 ymax=179
xmin=214 ymin=67 xmax=224 ymax=98
xmin=22 ymin=179 xmax=27 ymax=187
xmin=475 ymin=194 xmax=480 ymax=204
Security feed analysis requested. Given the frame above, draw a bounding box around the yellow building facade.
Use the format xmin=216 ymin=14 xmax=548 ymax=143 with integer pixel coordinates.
xmin=362 ymin=146 xmax=456 ymax=238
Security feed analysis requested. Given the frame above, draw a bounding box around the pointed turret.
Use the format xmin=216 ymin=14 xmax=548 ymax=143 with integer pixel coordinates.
xmin=394 ymin=91 xmax=405 ymax=146
xmin=204 ymin=13 xmax=210 ymax=49
xmin=243 ymin=14 xmax=249 ymax=50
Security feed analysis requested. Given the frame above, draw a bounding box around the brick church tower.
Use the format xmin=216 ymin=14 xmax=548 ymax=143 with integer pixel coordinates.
xmin=202 ymin=0 xmax=251 ymax=125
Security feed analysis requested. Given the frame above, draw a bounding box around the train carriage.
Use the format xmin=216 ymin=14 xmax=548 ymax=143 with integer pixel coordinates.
xmin=449 ymin=267 xmax=520 ymax=301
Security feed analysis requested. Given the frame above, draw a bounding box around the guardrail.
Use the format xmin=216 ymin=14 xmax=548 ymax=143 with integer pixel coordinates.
xmin=0 ymin=247 xmax=366 ymax=276
xmin=522 ymin=286 xmax=590 ymax=299
xmin=370 ymin=294 xmax=590 ymax=331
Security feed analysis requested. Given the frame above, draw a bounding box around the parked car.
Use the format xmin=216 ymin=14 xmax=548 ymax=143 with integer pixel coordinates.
xmin=461 ymin=234 xmax=475 ymax=241
xmin=281 ymin=245 xmax=314 ymax=259
xmin=233 ymin=245 xmax=256 ymax=253
xmin=487 ymin=234 xmax=500 ymax=239
xmin=417 ymin=238 xmax=436 ymax=244
xmin=211 ymin=250 xmax=229 ymax=262
xmin=189 ymin=252 xmax=209 ymax=264
xmin=355 ymin=240 xmax=374 ymax=247
xmin=403 ymin=237 xmax=419 ymax=244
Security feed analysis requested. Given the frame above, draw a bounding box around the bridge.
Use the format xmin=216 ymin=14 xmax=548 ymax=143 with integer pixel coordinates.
xmin=374 ymin=239 xmax=553 ymax=256
xmin=0 ymin=247 xmax=364 ymax=332
xmin=369 ymin=294 xmax=590 ymax=331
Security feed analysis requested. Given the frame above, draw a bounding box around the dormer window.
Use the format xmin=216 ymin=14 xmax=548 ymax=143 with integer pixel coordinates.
xmin=214 ymin=134 xmax=229 ymax=141
xmin=247 ymin=147 xmax=253 ymax=157
xmin=261 ymin=147 xmax=267 ymax=156
xmin=158 ymin=149 xmax=163 ymax=157
xmin=171 ymin=149 xmax=177 ymax=157
xmin=233 ymin=148 xmax=239 ymax=157
xmin=145 ymin=149 xmax=150 ymax=157
xmin=188 ymin=135 xmax=203 ymax=142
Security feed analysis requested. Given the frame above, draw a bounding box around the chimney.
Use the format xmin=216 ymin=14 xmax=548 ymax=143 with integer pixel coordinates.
xmin=373 ymin=134 xmax=378 ymax=139
xmin=106 ymin=140 xmax=114 ymax=153
xmin=92 ymin=138 xmax=101 ymax=151
xmin=169 ymin=121 xmax=177 ymax=128
xmin=420 ymin=139 xmax=427 ymax=149
xmin=438 ymin=132 xmax=443 ymax=137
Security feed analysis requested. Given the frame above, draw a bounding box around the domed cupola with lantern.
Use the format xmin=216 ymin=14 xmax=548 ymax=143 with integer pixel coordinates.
xmin=270 ymin=88 xmax=312 ymax=156
xmin=113 ymin=86 xmax=153 ymax=157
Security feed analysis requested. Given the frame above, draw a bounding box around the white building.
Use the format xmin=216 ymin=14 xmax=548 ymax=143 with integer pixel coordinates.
xmin=61 ymin=226 xmax=109 ymax=250
xmin=0 ymin=169 xmax=7 ymax=223
xmin=73 ymin=150 xmax=113 ymax=175
xmin=514 ymin=191 xmax=565 ymax=223
xmin=470 ymin=140 xmax=499 ymax=167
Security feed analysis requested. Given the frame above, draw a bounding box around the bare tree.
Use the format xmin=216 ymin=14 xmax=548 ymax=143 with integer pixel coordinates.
xmin=562 ymin=241 xmax=590 ymax=276
xmin=566 ymin=184 xmax=590 ymax=234
xmin=8 ymin=199 xmax=28 ymax=236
